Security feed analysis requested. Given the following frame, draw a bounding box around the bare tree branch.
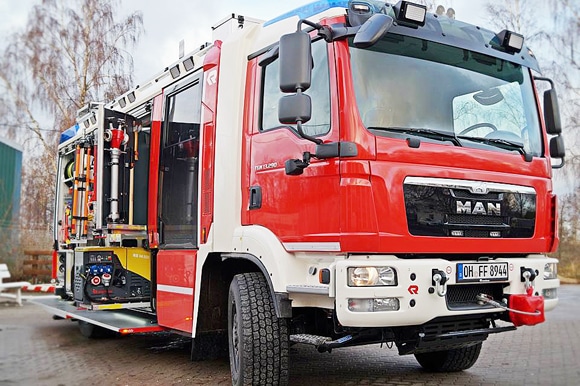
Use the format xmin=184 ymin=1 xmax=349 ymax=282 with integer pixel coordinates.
xmin=0 ymin=0 xmax=143 ymax=231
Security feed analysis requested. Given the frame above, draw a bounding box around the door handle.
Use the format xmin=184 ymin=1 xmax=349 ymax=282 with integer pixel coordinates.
xmin=249 ymin=186 xmax=262 ymax=210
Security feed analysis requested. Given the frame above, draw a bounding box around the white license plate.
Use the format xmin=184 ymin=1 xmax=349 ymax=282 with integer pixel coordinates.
xmin=456 ymin=262 xmax=508 ymax=282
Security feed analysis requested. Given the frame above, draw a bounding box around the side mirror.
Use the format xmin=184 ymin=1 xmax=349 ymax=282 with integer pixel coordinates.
xmin=279 ymin=31 xmax=312 ymax=93
xmin=549 ymin=135 xmax=565 ymax=169
xmin=279 ymin=93 xmax=312 ymax=125
xmin=353 ymin=14 xmax=393 ymax=48
xmin=544 ymin=88 xmax=562 ymax=135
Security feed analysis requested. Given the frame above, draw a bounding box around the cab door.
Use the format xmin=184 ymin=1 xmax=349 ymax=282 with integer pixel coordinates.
xmin=244 ymin=39 xmax=341 ymax=250
xmin=155 ymin=74 xmax=203 ymax=333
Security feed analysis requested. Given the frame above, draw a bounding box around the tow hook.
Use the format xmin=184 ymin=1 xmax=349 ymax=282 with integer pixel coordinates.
xmin=521 ymin=267 xmax=537 ymax=292
xmin=432 ymin=269 xmax=448 ymax=297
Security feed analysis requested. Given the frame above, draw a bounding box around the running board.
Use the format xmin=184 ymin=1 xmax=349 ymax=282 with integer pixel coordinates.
xmin=29 ymin=297 xmax=164 ymax=334
xmin=290 ymin=334 xmax=332 ymax=346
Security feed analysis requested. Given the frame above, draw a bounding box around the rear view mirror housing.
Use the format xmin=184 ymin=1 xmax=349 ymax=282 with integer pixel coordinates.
xmin=549 ymin=135 xmax=565 ymax=169
xmin=353 ymin=14 xmax=394 ymax=48
xmin=278 ymin=93 xmax=312 ymax=125
xmin=279 ymin=31 xmax=312 ymax=93
xmin=543 ymin=88 xmax=562 ymax=135
xmin=534 ymin=76 xmax=565 ymax=169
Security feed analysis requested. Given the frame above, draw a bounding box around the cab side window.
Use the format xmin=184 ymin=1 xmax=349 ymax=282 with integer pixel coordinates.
xmin=261 ymin=40 xmax=331 ymax=137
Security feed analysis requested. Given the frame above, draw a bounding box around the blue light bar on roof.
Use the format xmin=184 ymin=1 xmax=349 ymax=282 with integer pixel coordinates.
xmin=60 ymin=123 xmax=79 ymax=144
xmin=264 ymin=0 xmax=350 ymax=27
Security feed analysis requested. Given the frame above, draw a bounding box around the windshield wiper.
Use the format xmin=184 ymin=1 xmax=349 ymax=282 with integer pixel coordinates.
xmin=457 ymin=135 xmax=533 ymax=162
xmin=368 ymin=127 xmax=463 ymax=147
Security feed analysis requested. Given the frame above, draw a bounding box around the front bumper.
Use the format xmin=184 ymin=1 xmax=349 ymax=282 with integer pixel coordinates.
xmin=334 ymin=255 xmax=559 ymax=327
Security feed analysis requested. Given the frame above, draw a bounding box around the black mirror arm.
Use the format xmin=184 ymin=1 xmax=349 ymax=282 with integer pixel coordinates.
xmin=296 ymin=120 xmax=322 ymax=145
xmin=534 ymin=76 xmax=555 ymax=88
xmin=327 ymin=25 xmax=360 ymax=41
xmin=293 ymin=87 xmax=321 ymax=145
xmin=552 ymin=158 xmax=565 ymax=169
xmin=295 ymin=19 xmax=353 ymax=43
xmin=297 ymin=19 xmax=323 ymax=32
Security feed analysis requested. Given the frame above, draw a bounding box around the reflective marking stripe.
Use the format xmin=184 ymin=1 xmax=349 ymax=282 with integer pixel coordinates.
xmin=157 ymin=284 xmax=193 ymax=295
xmin=283 ymin=242 xmax=341 ymax=251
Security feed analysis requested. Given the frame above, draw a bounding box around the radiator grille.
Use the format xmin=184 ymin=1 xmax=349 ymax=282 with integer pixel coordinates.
xmin=451 ymin=190 xmax=501 ymax=200
xmin=447 ymin=214 xmax=506 ymax=226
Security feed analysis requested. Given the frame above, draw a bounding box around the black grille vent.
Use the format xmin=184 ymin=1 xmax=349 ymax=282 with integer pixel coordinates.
xmin=404 ymin=182 xmax=536 ymax=238
xmin=447 ymin=214 xmax=506 ymax=225
xmin=446 ymin=284 xmax=505 ymax=310
xmin=451 ymin=190 xmax=501 ymax=200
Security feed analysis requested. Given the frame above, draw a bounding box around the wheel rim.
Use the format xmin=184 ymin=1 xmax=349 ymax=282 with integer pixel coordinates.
xmin=231 ymin=301 xmax=240 ymax=374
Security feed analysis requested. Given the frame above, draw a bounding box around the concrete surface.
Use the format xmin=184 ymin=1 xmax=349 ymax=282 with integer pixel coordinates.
xmin=1 ymin=286 xmax=579 ymax=385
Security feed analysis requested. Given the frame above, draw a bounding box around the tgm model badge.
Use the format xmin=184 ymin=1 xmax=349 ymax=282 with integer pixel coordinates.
xmin=456 ymin=200 xmax=501 ymax=215
xmin=255 ymin=162 xmax=278 ymax=171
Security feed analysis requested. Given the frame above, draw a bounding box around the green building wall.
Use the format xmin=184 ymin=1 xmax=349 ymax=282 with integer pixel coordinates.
xmin=0 ymin=138 xmax=22 ymax=231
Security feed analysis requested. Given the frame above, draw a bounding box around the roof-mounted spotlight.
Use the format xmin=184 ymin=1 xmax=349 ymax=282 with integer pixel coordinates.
xmin=497 ymin=29 xmax=524 ymax=53
xmin=347 ymin=1 xmax=393 ymax=27
xmin=118 ymin=97 xmax=126 ymax=108
xmin=351 ymin=2 xmax=371 ymax=13
xmin=127 ymin=91 xmax=136 ymax=103
xmin=183 ymin=56 xmax=195 ymax=72
xmin=348 ymin=1 xmax=374 ymax=26
xmin=170 ymin=64 xmax=181 ymax=79
xmin=394 ymin=1 xmax=426 ymax=27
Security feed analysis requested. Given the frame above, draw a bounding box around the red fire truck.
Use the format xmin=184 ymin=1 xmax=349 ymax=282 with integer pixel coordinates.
xmin=34 ymin=1 xmax=565 ymax=384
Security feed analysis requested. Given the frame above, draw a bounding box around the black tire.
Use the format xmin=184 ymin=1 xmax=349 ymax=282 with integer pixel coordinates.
xmin=228 ymin=272 xmax=289 ymax=386
xmin=414 ymin=342 xmax=482 ymax=372
xmin=78 ymin=320 xmax=118 ymax=339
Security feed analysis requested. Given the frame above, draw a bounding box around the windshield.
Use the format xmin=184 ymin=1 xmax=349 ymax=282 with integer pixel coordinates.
xmin=349 ymin=34 xmax=542 ymax=157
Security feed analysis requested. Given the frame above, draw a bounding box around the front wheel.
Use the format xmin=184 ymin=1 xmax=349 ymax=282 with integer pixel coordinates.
xmin=228 ymin=272 xmax=289 ymax=386
xmin=414 ymin=342 xmax=482 ymax=372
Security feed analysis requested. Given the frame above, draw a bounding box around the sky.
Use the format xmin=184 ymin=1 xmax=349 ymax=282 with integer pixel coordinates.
xmin=126 ymin=0 xmax=486 ymax=83
xmin=0 ymin=1 xmax=572 ymax=193
xmin=0 ymin=0 xmax=487 ymax=86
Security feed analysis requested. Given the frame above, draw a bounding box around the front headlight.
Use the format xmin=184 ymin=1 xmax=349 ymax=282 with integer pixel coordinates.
xmin=348 ymin=266 xmax=397 ymax=286
xmin=544 ymin=263 xmax=558 ymax=280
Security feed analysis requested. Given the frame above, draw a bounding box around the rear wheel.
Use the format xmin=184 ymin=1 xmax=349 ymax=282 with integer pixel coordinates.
xmin=78 ymin=320 xmax=118 ymax=339
xmin=228 ymin=272 xmax=289 ymax=386
xmin=414 ymin=342 xmax=482 ymax=372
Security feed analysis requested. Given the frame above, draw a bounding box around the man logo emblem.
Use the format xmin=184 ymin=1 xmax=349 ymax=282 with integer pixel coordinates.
xmin=456 ymin=201 xmax=501 ymax=215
